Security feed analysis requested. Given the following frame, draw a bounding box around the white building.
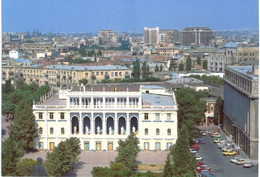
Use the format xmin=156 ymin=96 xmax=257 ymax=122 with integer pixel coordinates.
xmin=144 ymin=27 xmax=159 ymax=45
xmin=9 ymin=50 xmax=20 ymax=59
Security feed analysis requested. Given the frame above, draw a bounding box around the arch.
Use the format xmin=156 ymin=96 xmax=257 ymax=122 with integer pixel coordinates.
xmin=145 ymin=128 xmax=148 ymax=135
xmin=156 ymin=128 xmax=160 ymax=136
xmin=39 ymin=127 xmax=43 ymax=134
xmin=118 ymin=117 xmax=126 ymax=135
xmin=95 ymin=117 xmax=102 ymax=134
xmin=167 ymin=129 xmax=171 ymax=136
xmin=83 ymin=116 xmax=91 ymax=134
xmin=72 ymin=116 xmax=79 ymax=134
xmin=130 ymin=117 xmax=138 ymax=134
xmin=50 ymin=127 xmax=54 ymax=134
xmin=61 ymin=127 xmax=65 ymax=134
xmin=106 ymin=117 xmax=114 ymax=135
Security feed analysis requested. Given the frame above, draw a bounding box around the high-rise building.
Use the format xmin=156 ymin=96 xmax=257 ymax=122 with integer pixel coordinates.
xmin=160 ymin=29 xmax=180 ymax=44
xmin=98 ymin=30 xmax=116 ymax=45
xmin=223 ymin=66 xmax=259 ymax=160
xmin=144 ymin=27 xmax=159 ymax=45
xmin=181 ymin=27 xmax=214 ymax=46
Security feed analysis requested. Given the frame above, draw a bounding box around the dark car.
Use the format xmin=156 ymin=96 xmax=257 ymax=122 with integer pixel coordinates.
xmin=199 ymin=139 xmax=205 ymax=144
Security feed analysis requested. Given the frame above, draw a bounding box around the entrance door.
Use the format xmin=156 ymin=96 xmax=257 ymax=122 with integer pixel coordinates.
xmin=50 ymin=142 xmax=54 ymax=150
xmin=144 ymin=142 xmax=149 ymax=150
xmin=108 ymin=143 xmax=113 ymax=151
xmin=85 ymin=143 xmax=89 ymax=150
xmin=38 ymin=142 xmax=43 ymax=150
xmin=96 ymin=143 xmax=101 ymax=151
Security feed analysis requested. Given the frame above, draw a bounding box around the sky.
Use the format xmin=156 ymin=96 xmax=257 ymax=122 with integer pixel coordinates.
xmin=2 ymin=0 xmax=259 ymax=33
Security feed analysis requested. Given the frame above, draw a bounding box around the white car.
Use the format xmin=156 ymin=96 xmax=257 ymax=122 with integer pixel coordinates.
xmin=230 ymin=157 xmax=240 ymax=163
xmin=243 ymin=161 xmax=254 ymax=168
xmin=235 ymin=158 xmax=246 ymax=165
xmin=195 ymin=154 xmax=203 ymax=161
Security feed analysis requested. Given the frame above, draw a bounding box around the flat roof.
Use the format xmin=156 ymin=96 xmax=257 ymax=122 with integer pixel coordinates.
xmin=142 ymin=93 xmax=175 ymax=106
xmin=141 ymin=85 xmax=166 ymax=90
xmin=43 ymin=65 xmax=130 ymax=71
xmin=70 ymin=85 xmax=140 ymax=92
xmin=37 ymin=95 xmax=66 ymax=106
xmin=228 ymin=66 xmax=259 ymax=79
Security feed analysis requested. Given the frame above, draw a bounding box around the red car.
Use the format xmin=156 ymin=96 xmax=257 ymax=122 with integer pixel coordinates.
xmin=191 ymin=144 xmax=200 ymax=150
xmin=197 ymin=165 xmax=211 ymax=173
xmin=197 ymin=161 xmax=205 ymax=167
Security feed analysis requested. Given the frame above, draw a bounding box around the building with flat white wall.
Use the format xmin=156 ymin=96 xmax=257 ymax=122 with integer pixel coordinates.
xmin=33 ymin=85 xmax=178 ymax=151
xmin=9 ymin=50 xmax=20 ymax=59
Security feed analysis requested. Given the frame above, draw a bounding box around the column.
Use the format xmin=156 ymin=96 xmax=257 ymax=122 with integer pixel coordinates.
xmin=67 ymin=113 xmax=71 ymax=136
xmin=91 ymin=97 xmax=94 ymax=108
xmin=115 ymin=97 xmax=117 ymax=109
xmin=102 ymin=113 xmax=106 ymax=135
xmin=91 ymin=112 xmax=94 ymax=135
xmin=162 ymin=139 xmax=166 ymax=150
xmin=79 ymin=97 xmax=82 ymax=107
xmin=138 ymin=96 xmax=142 ymax=108
xmin=103 ymin=97 xmax=105 ymax=108
xmin=138 ymin=113 xmax=142 ymax=135
xmin=127 ymin=97 xmax=129 ymax=109
xmin=79 ymin=112 xmax=83 ymax=135
xmin=162 ymin=113 xmax=165 ymax=137
xmin=115 ymin=113 xmax=118 ymax=135
xmin=126 ymin=113 xmax=130 ymax=135
xmin=45 ymin=109 xmax=48 ymax=137
xmin=44 ymin=137 xmax=48 ymax=150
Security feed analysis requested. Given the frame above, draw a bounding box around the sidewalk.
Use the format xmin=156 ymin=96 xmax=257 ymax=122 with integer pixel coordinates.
xmin=197 ymin=124 xmax=258 ymax=165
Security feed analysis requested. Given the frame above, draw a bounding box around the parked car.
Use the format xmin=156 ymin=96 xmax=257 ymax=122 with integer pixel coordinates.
xmin=195 ymin=154 xmax=203 ymax=161
xmin=230 ymin=157 xmax=240 ymax=163
xmin=197 ymin=165 xmax=211 ymax=173
xmin=199 ymin=170 xmax=216 ymax=177
xmin=211 ymin=132 xmax=220 ymax=137
xmin=235 ymin=158 xmax=246 ymax=165
xmin=198 ymin=139 xmax=206 ymax=144
xmin=190 ymin=149 xmax=197 ymax=154
xmin=243 ymin=161 xmax=254 ymax=168
xmin=200 ymin=130 xmax=207 ymax=136
xmin=213 ymin=137 xmax=225 ymax=143
xmin=197 ymin=161 xmax=205 ymax=167
xmin=222 ymin=147 xmax=233 ymax=152
xmin=222 ymin=150 xmax=237 ymax=156
xmin=191 ymin=144 xmax=200 ymax=151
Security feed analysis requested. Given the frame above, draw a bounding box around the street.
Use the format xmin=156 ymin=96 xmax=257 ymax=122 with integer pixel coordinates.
xmin=198 ymin=133 xmax=258 ymax=177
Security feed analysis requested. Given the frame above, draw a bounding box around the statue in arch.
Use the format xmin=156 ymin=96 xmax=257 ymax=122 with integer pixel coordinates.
xmin=85 ymin=126 xmax=89 ymax=134
xmin=121 ymin=126 xmax=124 ymax=135
xmin=97 ymin=126 xmax=100 ymax=134
xmin=109 ymin=126 xmax=112 ymax=135
xmin=74 ymin=126 xmax=77 ymax=134
xmin=132 ymin=126 xmax=136 ymax=133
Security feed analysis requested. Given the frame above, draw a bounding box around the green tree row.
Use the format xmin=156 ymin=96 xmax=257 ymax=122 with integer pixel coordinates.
xmin=187 ymin=74 xmax=224 ymax=86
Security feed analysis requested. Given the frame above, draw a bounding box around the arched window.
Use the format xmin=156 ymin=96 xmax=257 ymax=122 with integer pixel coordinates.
xmin=39 ymin=127 xmax=43 ymax=134
xmin=50 ymin=127 xmax=54 ymax=134
xmin=145 ymin=128 xmax=148 ymax=135
xmin=167 ymin=129 xmax=171 ymax=136
xmin=156 ymin=128 xmax=160 ymax=135
xmin=61 ymin=128 xmax=65 ymax=134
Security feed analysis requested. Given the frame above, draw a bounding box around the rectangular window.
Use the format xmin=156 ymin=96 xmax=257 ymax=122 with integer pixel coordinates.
xmin=50 ymin=113 xmax=53 ymax=119
xmin=167 ymin=142 xmax=172 ymax=149
xmin=156 ymin=113 xmax=160 ymax=120
xmin=155 ymin=142 xmax=161 ymax=150
xmin=144 ymin=142 xmax=149 ymax=150
xmin=144 ymin=113 xmax=149 ymax=120
xmin=101 ymin=72 xmax=103 ymax=75
xmin=96 ymin=72 xmax=99 ymax=76
xmin=111 ymin=72 xmax=114 ymax=77
xmin=60 ymin=113 xmax=64 ymax=119
xmin=167 ymin=113 xmax=171 ymax=120
xmin=38 ymin=142 xmax=44 ymax=150
xmin=115 ymin=72 xmax=118 ymax=76
xmin=39 ymin=113 xmax=43 ymax=119
xmin=85 ymin=73 xmax=88 ymax=78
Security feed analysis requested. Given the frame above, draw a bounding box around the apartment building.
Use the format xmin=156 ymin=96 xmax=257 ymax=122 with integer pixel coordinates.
xmin=144 ymin=27 xmax=159 ymax=45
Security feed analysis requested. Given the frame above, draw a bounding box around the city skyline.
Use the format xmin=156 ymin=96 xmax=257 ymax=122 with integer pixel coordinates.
xmin=2 ymin=0 xmax=259 ymax=33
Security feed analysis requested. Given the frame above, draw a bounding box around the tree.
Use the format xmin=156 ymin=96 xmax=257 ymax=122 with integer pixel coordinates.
xmin=197 ymin=56 xmax=201 ymax=65
xmin=172 ymin=125 xmax=196 ymax=176
xmin=132 ymin=59 xmax=140 ymax=79
xmin=115 ymin=133 xmax=140 ymax=171
xmin=88 ymin=49 xmax=96 ymax=57
xmin=186 ymin=56 xmax=192 ymax=71
xmin=142 ymin=62 xmax=149 ymax=79
xmin=8 ymin=99 xmax=38 ymax=152
xmin=92 ymin=162 xmax=133 ymax=177
xmin=155 ymin=64 xmax=159 ymax=72
xmin=160 ymin=64 xmax=163 ymax=71
xmin=214 ymin=96 xmax=223 ymax=125
xmin=178 ymin=62 xmax=184 ymax=71
xmin=3 ymin=79 xmax=13 ymax=94
xmin=163 ymin=154 xmax=173 ymax=177
xmin=79 ymin=78 xmax=88 ymax=85
xmin=203 ymin=61 xmax=207 ymax=70
xmin=16 ymin=158 xmax=37 ymax=176
xmin=44 ymin=138 xmax=81 ymax=177
xmin=2 ymin=101 xmax=15 ymax=116
xmin=169 ymin=65 xmax=173 ymax=71
xmin=2 ymin=137 xmax=24 ymax=176
xmin=97 ymin=49 xmax=102 ymax=56
xmin=79 ymin=48 xmax=87 ymax=57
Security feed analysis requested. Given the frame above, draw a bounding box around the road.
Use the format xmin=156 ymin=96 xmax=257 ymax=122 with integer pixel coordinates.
xmin=198 ymin=134 xmax=258 ymax=177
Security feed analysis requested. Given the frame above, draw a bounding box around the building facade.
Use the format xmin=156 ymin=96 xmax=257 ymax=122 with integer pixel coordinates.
xmin=144 ymin=27 xmax=159 ymax=45
xmin=98 ymin=30 xmax=116 ymax=46
xmin=33 ymin=85 xmax=178 ymax=151
xmin=22 ymin=65 xmax=131 ymax=87
xmin=181 ymin=27 xmax=214 ymax=46
xmin=160 ymin=29 xmax=180 ymax=44
xmin=223 ymin=66 xmax=258 ymax=160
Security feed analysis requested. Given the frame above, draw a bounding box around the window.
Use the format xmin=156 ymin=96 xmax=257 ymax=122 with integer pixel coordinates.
xmin=61 ymin=128 xmax=65 ymax=134
xmin=144 ymin=113 xmax=149 ymax=120
xmin=167 ymin=129 xmax=171 ymax=136
xmin=145 ymin=128 xmax=148 ymax=135
xmin=101 ymin=72 xmax=103 ymax=75
xmin=85 ymin=73 xmax=88 ymax=78
xmin=38 ymin=142 xmax=44 ymax=150
xmin=39 ymin=113 xmax=43 ymax=119
xmin=111 ymin=72 xmax=114 ymax=77
xmin=155 ymin=142 xmax=161 ymax=150
xmin=115 ymin=72 xmax=118 ymax=76
xmin=156 ymin=128 xmax=160 ymax=135
xmin=167 ymin=113 xmax=171 ymax=120
xmin=39 ymin=127 xmax=43 ymax=134
xmin=50 ymin=113 xmax=53 ymax=119
xmin=210 ymin=105 xmax=214 ymax=113
xmin=119 ymin=72 xmax=122 ymax=76
xmin=96 ymin=72 xmax=99 ymax=76
xmin=167 ymin=142 xmax=172 ymax=149
xmin=50 ymin=128 xmax=54 ymax=134
xmin=60 ymin=113 xmax=64 ymax=119
xmin=156 ymin=113 xmax=160 ymax=120
xmin=144 ymin=142 xmax=149 ymax=150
